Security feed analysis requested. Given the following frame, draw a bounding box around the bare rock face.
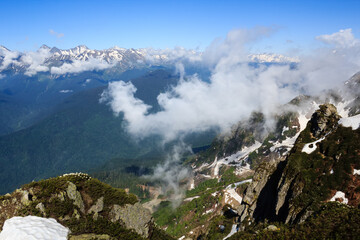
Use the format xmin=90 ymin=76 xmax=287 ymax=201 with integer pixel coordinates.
xmin=87 ymin=196 xmax=104 ymax=220
xmin=109 ymin=202 xmax=153 ymax=238
xmin=237 ymin=103 xmax=360 ymax=228
xmin=237 ymin=159 xmax=281 ymax=223
xmin=310 ymin=103 xmax=340 ymax=138
xmin=66 ymin=181 xmax=85 ymax=213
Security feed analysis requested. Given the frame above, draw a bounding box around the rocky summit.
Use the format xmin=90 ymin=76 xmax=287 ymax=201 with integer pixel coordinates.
xmin=0 ymin=173 xmax=173 ymax=240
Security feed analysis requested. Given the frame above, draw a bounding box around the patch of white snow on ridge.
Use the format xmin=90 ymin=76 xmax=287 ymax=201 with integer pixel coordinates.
xmin=223 ymin=224 xmax=238 ymax=240
xmin=178 ymin=236 xmax=185 ymax=240
xmin=212 ymin=141 xmax=261 ymax=177
xmin=353 ymin=169 xmax=360 ymax=175
xmin=0 ymin=216 xmax=69 ymax=240
xmin=281 ymin=126 xmax=289 ymax=135
xmin=224 ymin=188 xmax=242 ymax=205
xmin=330 ymin=191 xmax=348 ymax=204
xmin=270 ymin=112 xmax=310 ymax=153
xmin=335 ymin=100 xmax=352 ymax=118
xmin=183 ymin=196 xmax=200 ymax=202
xmin=226 ymin=179 xmax=252 ymax=190
xmin=203 ymin=209 xmax=214 ymax=215
xmin=189 ymin=178 xmax=195 ymax=190
xmin=339 ymin=114 xmax=360 ymax=130
xmin=302 ymin=136 xmax=326 ymax=154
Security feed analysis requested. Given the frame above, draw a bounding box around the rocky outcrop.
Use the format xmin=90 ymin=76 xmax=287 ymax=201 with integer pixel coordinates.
xmin=237 ymin=104 xmax=360 ymax=226
xmin=110 ymin=202 xmax=153 ymax=238
xmin=309 ymin=103 xmax=340 ymax=138
xmin=87 ymin=196 xmax=104 ymax=219
xmin=0 ymin=173 xmax=158 ymax=239
xmin=238 ymin=159 xmax=281 ymax=223
xmin=66 ymin=181 xmax=85 ymax=213
xmin=69 ymin=234 xmax=113 ymax=240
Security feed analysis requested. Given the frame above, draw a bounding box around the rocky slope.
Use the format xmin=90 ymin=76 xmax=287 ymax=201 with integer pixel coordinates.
xmin=0 ymin=173 xmax=173 ymax=239
xmin=237 ymin=103 xmax=360 ymax=224
xmin=152 ymin=72 xmax=360 ymax=239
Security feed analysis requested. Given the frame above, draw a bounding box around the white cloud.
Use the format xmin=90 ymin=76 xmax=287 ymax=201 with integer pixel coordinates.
xmin=316 ymin=28 xmax=360 ymax=48
xmin=21 ymin=48 xmax=51 ymax=76
xmin=0 ymin=48 xmax=20 ymax=71
xmin=141 ymin=46 xmax=202 ymax=63
xmin=50 ymin=58 xmax=113 ymax=75
xmin=49 ymin=29 xmax=64 ymax=38
xmin=101 ymin=28 xmax=360 ymax=142
xmin=148 ymin=143 xmax=192 ymax=207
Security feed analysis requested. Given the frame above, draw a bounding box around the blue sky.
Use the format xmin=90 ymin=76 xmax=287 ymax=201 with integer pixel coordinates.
xmin=1 ymin=0 xmax=359 ymax=53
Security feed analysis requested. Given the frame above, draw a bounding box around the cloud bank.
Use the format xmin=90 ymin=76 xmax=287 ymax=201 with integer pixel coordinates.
xmin=101 ymin=28 xmax=360 ymax=141
xmin=50 ymin=58 xmax=113 ymax=75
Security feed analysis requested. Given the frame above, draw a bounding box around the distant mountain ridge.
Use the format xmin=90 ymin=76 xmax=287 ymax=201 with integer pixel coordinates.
xmin=0 ymin=44 xmax=299 ymax=76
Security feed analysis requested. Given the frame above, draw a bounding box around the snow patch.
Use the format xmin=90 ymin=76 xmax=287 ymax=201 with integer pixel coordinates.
xmin=302 ymin=136 xmax=326 ymax=154
xmin=183 ymin=196 xmax=200 ymax=202
xmin=223 ymin=224 xmax=238 ymax=240
xmin=178 ymin=236 xmax=185 ymax=240
xmin=224 ymin=188 xmax=242 ymax=205
xmin=281 ymin=126 xmax=289 ymax=135
xmin=330 ymin=191 xmax=348 ymax=204
xmin=212 ymin=141 xmax=261 ymax=177
xmin=189 ymin=178 xmax=195 ymax=190
xmin=0 ymin=216 xmax=69 ymax=240
xmin=203 ymin=209 xmax=214 ymax=215
xmin=353 ymin=169 xmax=360 ymax=175
xmin=270 ymin=111 xmax=310 ymax=154
xmin=225 ymin=179 xmax=252 ymax=190
xmin=335 ymin=100 xmax=352 ymax=118
xmin=339 ymin=114 xmax=360 ymax=130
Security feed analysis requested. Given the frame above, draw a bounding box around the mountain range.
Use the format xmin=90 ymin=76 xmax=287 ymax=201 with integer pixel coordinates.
xmin=1 ymin=45 xmax=359 ymax=239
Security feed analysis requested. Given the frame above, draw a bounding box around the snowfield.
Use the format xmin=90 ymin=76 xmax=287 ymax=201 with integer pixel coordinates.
xmin=0 ymin=216 xmax=69 ymax=240
xmin=339 ymin=114 xmax=360 ymax=130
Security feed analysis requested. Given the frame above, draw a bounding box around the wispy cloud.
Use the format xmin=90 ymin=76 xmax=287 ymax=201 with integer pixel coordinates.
xmin=21 ymin=48 xmax=50 ymax=76
xmin=49 ymin=29 xmax=64 ymax=39
xmin=316 ymin=29 xmax=360 ymax=48
xmin=101 ymin=28 xmax=360 ymax=142
xmin=50 ymin=58 xmax=113 ymax=75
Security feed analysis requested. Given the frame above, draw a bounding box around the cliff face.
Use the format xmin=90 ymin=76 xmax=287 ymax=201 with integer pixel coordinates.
xmin=238 ymin=104 xmax=360 ymax=225
xmin=0 ymin=173 xmax=169 ymax=240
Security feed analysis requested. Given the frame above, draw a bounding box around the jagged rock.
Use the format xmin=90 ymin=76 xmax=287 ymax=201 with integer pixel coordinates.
xmin=51 ymin=191 xmax=66 ymax=202
xmin=310 ymin=103 xmax=340 ymax=138
xmin=265 ymin=225 xmax=279 ymax=231
xmin=88 ymin=196 xmax=104 ymax=219
xmin=237 ymin=159 xmax=280 ymax=222
xmin=35 ymin=202 xmax=46 ymax=216
xmin=109 ymin=202 xmax=152 ymax=238
xmin=72 ymin=209 xmax=81 ymax=220
xmin=20 ymin=190 xmax=31 ymax=206
xmin=66 ymin=181 xmax=85 ymax=213
xmin=237 ymin=104 xmax=360 ymax=228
